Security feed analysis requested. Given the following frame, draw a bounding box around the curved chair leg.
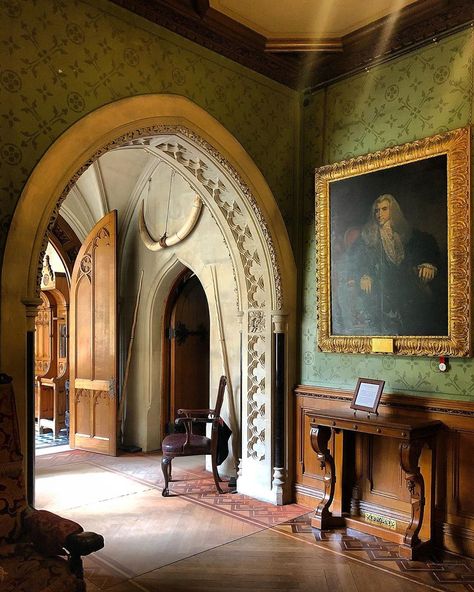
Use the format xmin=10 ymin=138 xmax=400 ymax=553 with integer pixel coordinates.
xmin=211 ymin=454 xmax=224 ymax=494
xmin=162 ymin=456 xmax=172 ymax=496
xmin=168 ymin=458 xmax=172 ymax=482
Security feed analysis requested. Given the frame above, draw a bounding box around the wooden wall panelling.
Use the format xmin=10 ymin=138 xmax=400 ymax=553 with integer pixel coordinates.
xmin=294 ymin=385 xmax=474 ymax=558
xmin=34 ymin=292 xmax=56 ymax=423
xmin=35 ymin=276 xmax=69 ymax=438
xmin=360 ymin=434 xmax=411 ymax=517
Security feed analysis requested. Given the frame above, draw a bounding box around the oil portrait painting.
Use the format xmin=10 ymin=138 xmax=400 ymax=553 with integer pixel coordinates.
xmin=330 ymin=156 xmax=447 ymax=337
xmin=315 ymin=128 xmax=471 ymax=356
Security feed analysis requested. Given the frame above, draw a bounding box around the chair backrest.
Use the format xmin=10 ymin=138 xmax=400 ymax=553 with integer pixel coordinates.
xmin=213 ymin=375 xmax=227 ymax=418
xmin=0 ymin=374 xmax=28 ymax=544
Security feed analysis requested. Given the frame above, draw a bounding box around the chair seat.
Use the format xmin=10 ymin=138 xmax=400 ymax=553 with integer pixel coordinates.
xmin=162 ymin=433 xmax=210 ymax=456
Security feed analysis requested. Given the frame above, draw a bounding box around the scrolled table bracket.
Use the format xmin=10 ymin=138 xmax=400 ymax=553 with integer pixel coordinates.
xmin=399 ymin=437 xmax=429 ymax=559
xmin=310 ymin=425 xmax=344 ymax=529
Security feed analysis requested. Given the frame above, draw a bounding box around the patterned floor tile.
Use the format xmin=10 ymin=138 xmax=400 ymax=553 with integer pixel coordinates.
xmin=275 ymin=513 xmax=474 ymax=592
xmin=34 ymin=428 xmax=69 ymax=450
xmin=34 ymin=450 xmax=474 ymax=592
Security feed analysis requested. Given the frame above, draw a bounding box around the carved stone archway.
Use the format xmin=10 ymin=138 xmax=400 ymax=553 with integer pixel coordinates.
xmin=1 ymin=95 xmax=296 ymax=504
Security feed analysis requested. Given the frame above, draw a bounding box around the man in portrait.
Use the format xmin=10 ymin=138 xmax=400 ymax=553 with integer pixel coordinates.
xmin=336 ymin=193 xmax=446 ymax=336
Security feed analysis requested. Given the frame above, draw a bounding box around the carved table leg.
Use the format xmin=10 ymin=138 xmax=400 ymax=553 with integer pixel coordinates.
xmin=310 ymin=425 xmax=344 ymax=529
xmin=399 ymin=438 xmax=427 ymax=559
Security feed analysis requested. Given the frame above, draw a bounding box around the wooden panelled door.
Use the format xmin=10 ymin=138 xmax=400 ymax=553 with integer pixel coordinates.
xmin=69 ymin=211 xmax=118 ymax=455
xmin=166 ymin=272 xmax=210 ymax=436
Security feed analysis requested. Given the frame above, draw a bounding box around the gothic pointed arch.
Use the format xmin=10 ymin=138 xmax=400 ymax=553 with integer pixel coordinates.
xmin=1 ymin=94 xmax=296 ymax=504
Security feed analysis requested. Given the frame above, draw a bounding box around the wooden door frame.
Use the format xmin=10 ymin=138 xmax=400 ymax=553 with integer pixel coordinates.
xmin=160 ymin=267 xmax=194 ymax=440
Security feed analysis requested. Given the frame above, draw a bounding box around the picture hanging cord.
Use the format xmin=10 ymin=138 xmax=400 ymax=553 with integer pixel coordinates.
xmin=144 ymin=165 xmax=174 ymax=241
xmin=164 ymin=169 xmax=175 ymax=239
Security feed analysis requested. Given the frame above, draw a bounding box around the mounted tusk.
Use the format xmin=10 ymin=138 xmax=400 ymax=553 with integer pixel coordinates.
xmin=138 ymin=196 xmax=203 ymax=251
xmin=138 ymin=199 xmax=163 ymax=251
xmin=164 ymin=195 xmax=203 ymax=246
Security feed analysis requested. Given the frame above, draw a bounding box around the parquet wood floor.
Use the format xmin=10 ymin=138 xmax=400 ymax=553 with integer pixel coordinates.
xmin=35 ymin=450 xmax=473 ymax=592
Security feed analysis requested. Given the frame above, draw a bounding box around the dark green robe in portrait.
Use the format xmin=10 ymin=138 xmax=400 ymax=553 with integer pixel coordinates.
xmin=332 ymin=229 xmax=447 ymax=336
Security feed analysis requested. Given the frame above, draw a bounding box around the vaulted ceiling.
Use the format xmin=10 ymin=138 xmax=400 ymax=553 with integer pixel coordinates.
xmin=109 ymin=0 xmax=473 ymax=89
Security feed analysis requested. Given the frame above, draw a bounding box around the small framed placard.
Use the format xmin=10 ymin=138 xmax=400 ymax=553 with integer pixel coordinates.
xmin=351 ymin=378 xmax=385 ymax=414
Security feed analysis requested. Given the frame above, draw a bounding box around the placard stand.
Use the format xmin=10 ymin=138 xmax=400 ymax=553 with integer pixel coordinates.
xmin=350 ymin=378 xmax=385 ymax=414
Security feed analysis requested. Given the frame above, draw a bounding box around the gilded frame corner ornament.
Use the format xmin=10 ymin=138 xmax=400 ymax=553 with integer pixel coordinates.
xmin=316 ymin=126 xmax=471 ymax=356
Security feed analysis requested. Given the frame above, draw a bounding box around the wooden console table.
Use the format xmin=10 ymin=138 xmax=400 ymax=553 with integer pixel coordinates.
xmin=309 ymin=408 xmax=441 ymax=559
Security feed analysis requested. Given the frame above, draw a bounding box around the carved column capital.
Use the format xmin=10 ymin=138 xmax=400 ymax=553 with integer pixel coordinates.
xmin=272 ymin=311 xmax=288 ymax=334
xmin=236 ymin=310 xmax=244 ymax=331
xmin=22 ymin=297 xmax=43 ymax=331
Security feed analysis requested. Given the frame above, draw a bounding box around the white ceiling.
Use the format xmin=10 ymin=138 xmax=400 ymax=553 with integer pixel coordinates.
xmin=209 ymin=0 xmax=419 ymax=39
xmin=59 ymin=143 xmax=199 ymax=251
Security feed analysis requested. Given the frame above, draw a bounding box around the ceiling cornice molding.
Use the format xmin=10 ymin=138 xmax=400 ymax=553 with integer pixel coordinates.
xmin=109 ymin=0 xmax=300 ymax=87
xmin=264 ymin=38 xmax=343 ymax=53
xmin=109 ymin=0 xmax=473 ymax=90
xmin=306 ymin=0 xmax=474 ymax=90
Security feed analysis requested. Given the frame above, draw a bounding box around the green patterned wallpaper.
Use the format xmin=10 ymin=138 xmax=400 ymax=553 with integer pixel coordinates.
xmin=1 ymin=1 xmax=473 ymax=401
xmin=0 ymin=0 xmax=298 ymax=259
xmin=301 ymin=29 xmax=474 ymax=400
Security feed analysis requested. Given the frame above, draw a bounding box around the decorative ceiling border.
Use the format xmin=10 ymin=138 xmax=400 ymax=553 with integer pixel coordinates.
xmin=108 ymin=0 xmax=473 ymax=90
xmin=307 ymin=0 xmax=474 ymax=91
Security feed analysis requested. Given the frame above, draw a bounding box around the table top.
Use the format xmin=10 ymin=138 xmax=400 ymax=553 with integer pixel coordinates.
xmin=308 ymin=407 xmax=441 ymax=439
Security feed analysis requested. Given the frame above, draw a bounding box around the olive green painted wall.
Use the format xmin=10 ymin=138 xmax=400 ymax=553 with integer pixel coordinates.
xmin=301 ymin=29 xmax=474 ymax=400
xmin=2 ymin=1 xmax=473 ymax=402
xmin=0 ymin=0 xmax=299 ymax=260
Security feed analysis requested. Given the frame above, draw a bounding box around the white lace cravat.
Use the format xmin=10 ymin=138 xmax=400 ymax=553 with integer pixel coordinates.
xmin=380 ymin=222 xmax=404 ymax=265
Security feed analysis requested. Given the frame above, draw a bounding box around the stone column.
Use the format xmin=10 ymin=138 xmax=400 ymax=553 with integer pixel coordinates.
xmin=22 ymin=297 xmax=42 ymax=504
xmin=272 ymin=312 xmax=287 ymax=505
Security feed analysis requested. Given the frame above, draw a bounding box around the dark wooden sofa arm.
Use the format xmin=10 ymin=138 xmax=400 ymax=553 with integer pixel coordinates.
xmin=24 ymin=508 xmax=104 ymax=578
xmin=66 ymin=531 xmax=105 ymax=578
xmin=66 ymin=530 xmax=105 ymax=556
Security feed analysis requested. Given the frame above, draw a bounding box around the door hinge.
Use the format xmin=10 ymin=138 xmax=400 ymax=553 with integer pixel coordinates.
xmin=168 ymin=321 xmax=207 ymax=345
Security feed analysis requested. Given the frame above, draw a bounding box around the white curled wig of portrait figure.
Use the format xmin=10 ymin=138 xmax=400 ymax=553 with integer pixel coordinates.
xmin=361 ymin=193 xmax=411 ymax=247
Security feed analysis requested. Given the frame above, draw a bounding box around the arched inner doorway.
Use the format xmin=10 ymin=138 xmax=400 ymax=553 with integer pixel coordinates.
xmin=163 ymin=269 xmax=210 ymax=438
xmin=2 ymin=94 xmax=297 ymax=505
xmin=34 ymin=243 xmax=71 ymax=453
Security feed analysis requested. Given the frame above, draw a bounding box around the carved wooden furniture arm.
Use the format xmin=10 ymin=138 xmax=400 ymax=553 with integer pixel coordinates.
xmin=175 ymin=416 xmax=214 ymax=425
xmin=65 ymin=530 xmax=105 ymax=578
xmin=175 ymin=415 xmax=215 ymax=447
xmin=177 ymin=408 xmax=215 ymax=416
xmin=24 ymin=508 xmax=104 ymax=577
xmin=309 ymin=425 xmax=343 ymax=529
xmin=24 ymin=508 xmax=83 ymax=555
xmin=65 ymin=530 xmax=105 ymax=556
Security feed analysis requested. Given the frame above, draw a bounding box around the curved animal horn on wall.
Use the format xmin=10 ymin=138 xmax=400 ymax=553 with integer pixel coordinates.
xmin=138 ymin=195 xmax=203 ymax=251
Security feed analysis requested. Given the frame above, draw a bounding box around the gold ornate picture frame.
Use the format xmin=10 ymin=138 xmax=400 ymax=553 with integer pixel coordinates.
xmin=316 ymin=127 xmax=471 ymax=356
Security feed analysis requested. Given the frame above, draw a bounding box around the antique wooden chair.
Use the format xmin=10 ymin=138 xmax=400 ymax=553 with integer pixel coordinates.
xmin=161 ymin=375 xmax=227 ymax=496
xmin=0 ymin=374 xmax=104 ymax=592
